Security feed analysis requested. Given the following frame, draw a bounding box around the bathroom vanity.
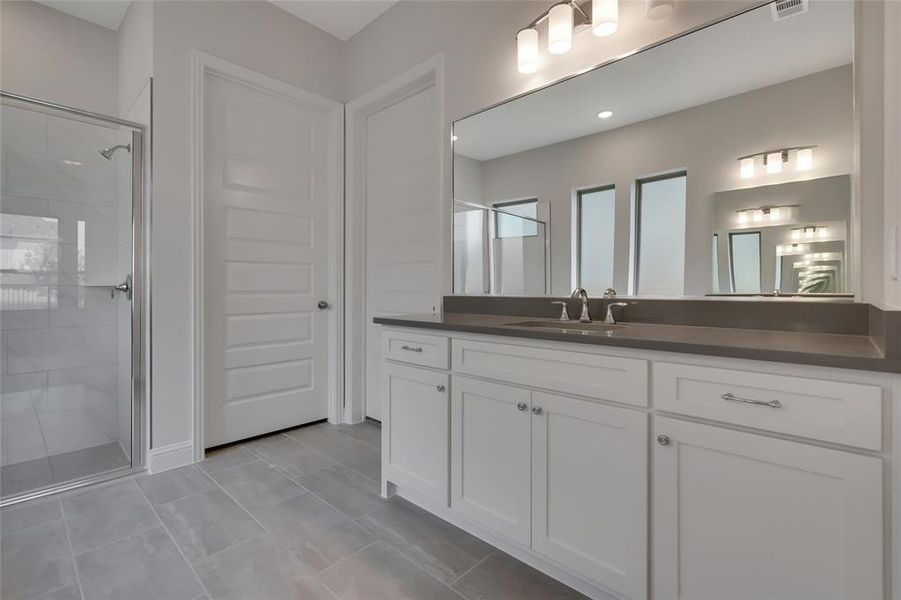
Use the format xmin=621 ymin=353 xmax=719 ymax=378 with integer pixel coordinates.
xmin=375 ymin=304 xmax=897 ymax=599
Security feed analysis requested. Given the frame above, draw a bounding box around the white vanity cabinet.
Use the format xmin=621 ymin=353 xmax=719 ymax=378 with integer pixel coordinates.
xmin=653 ymin=417 xmax=883 ymax=600
xmin=380 ymin=326 xmax=890 ymax=600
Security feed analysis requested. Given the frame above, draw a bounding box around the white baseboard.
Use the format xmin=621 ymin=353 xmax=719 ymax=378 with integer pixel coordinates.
xmin=147 ymin=440 xmax=195 ymax=474
xmin=392 ymin=484 xmax=623 ymax=600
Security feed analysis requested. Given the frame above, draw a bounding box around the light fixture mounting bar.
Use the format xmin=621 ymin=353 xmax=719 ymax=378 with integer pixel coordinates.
xmin=522 ymin=0 xmax=592 ymax=33
xmin=736 ymin=145 xmax=817 ymax=161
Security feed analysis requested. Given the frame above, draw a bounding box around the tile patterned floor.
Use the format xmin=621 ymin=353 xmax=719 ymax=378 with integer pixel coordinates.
xmin=1 ymin=421 xmax=588 ymax=600
xmin=1 ymin=442 xmax=130 ymax=499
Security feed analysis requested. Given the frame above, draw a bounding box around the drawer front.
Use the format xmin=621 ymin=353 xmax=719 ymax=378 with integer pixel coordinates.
xmin=383 ymin=330 xmax=449 ymax=369
xmin=653 ymin=362 xmax=882 ymax=450
xmin=452 ymin=339 xmax=648 ymax=407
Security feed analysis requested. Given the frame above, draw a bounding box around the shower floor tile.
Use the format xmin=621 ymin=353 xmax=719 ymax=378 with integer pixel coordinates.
xmin=1 ymin=442 xmax=129 ymax=500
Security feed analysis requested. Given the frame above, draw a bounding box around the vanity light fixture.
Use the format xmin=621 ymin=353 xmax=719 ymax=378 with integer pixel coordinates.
xmin=548 ymin=3 xmax=575 ymax=54
xmin=592 ymin=0 xmax=618 ymax=36
xmin=517 ymin=27 xmax=540 ymax=73
xmin=737 ymin=146 xmax=816 ymax=179
xmin=646 ymin=0 xmax=675 ymax=20
xmin=597 ymin=110 xmax=613 ymax=119
xmin=791 ymin=225 xmax=829 ymax=241
xmin=736 ymin=204 xmax=797 ymax=226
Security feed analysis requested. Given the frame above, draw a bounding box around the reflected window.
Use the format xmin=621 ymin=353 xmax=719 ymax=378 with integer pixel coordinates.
xmin=494 ymin=199 xmax=538 ymax=238
xmin=634 ymin=172 xmax=687 ymax=295
xmin=576 ymin=186 xmax=615 ymax=292
xmin=729 ymin=231 xmax=761 ymax=293
xmin=0 ymin=213 xmax=59 ymax=310
xmin=712 ymin=234 xmax=720 ymax=293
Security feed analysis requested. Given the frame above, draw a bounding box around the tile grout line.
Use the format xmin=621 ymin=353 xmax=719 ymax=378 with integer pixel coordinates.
xmin=449 ymin=548 xmax=498 ymax=587
xmin=57 ymin=496 xmax=87 ymax=600
xmin=132 ymin=479 xmax=213 ymax=599
xmin=280 ymin=431 xmax=382 ymax=486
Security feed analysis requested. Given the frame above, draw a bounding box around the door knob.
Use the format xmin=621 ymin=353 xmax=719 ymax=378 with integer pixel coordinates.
xmin=656 ymin=435 xmax=670 ymax=446
xmin=531 ymin=406 xmax=543 ymax=416
xmin=516 ymin=402 xmax=528 ymax=412
xmin=318 ymin=301 xmax=329 ymax=310
xmin=436 ymin=385 xmax=445 ymax=392
xmin=110 ymin=275 xmax=132 ymax=300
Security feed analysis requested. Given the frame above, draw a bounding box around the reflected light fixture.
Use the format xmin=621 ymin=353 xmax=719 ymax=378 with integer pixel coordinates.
xmin=646 ymin=0 xmax=675 ymax=20
xmin=597 ymin=110 xmax=613 ymax=119
xmin=517 ymin=28 xmax=540 ymax=73
xmin=592 ymin=0 xmax=618 ymax=36
xmin=739 ymin=157 xmax=754 ymax=179
xmin=796 ymin=147 xmax=814 ymax=171
xmin=765 ymin=151 xmax=785 ymax=174
xmin=548 ymin=3 xmax=574 ymax=54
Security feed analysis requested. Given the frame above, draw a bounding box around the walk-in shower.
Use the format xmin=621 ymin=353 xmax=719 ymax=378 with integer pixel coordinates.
xmin=0 ymin=92 xmax=145 ymax=505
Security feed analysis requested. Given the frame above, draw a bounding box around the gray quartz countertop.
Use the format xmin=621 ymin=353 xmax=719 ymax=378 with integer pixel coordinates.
xmin=373 ymin=312 xmax=899 ymax=373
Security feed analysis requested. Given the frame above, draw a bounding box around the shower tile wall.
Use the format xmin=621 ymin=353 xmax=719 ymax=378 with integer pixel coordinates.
xmin=0 ymin=105 xmax=128 ymax=492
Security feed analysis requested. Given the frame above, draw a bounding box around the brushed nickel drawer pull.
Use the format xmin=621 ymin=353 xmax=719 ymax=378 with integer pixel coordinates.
xmin=400 ymin=345 xmax=423 ymax=353
xmin=722 ymin=392 xmax=782 ymax=409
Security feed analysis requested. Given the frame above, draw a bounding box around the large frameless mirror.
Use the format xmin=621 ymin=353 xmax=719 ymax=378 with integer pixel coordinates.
xmin=452 ymin=0 xmax=854 ymax=298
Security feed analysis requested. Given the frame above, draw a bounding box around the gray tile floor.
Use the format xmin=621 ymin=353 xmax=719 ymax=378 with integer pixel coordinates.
xmin=1 ymin=442 xmax=130 ymax=499
xmin=1 ymin=421 xmax=587 ymax=600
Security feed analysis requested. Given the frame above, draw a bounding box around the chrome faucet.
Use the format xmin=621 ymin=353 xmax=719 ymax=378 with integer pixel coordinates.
xmin=604 ymin=302 xmax=629 ymax=324
xmin=570 ymin=287 xmax=591 ymax=323
xmin=550 ymin=301 xmax=570 ymax=321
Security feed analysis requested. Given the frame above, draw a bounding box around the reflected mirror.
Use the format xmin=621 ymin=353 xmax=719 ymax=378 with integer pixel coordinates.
xmin=453 ymin=0 xmax=854 ymax=297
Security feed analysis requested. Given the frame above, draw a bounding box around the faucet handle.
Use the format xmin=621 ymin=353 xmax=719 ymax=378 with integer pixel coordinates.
xmin=604 ymin=302 xmax=629 ymax=324
xmin=603 ymin=288 xmax=617 ymax=298
xmin=550 ymin=301 xmax=570 ymax=322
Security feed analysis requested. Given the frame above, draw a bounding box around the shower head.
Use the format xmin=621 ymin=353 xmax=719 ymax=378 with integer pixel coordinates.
xmin=99 ymin=143 xmax=131 ymax=160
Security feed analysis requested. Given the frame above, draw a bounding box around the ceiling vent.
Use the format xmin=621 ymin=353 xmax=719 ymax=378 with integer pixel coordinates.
xmin=771 ymin=0 xmax=810 ymax=21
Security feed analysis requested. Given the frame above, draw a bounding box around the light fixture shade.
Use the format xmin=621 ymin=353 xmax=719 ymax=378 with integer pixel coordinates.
xmin=646 ymin=0 xmax=674 ymax=20
xmin=517 ymin=28 xmax=540 ymax=73
xmin=738 ymin=211 xmax=748 ymax=224
xmin=769 ymin=207 xmax=781 ymax=221
xmin=548 ymin=3 xmax=574 ymax=55
xmin=796 ymin=147 xmax=814 ymax=171
xmin=766 ymin=151 xmax=783 ymax=174
xmin=592 ymin=0 xmax=618 ymax=36
xmin=740 ymin=157 xmax=754 ymax=179
xmin=818 ymin=227 xmax=828 ymax=238
xmin=752 ymin=210 xmax=763 ymax=223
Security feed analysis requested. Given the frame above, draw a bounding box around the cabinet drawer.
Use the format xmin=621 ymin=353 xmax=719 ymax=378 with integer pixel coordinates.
xmin=653 ymin=362 xmax=882 ymax=450
xmin=452 ymin=339 xmax=648 ymax=407
xmin=383 ymin=330 xmax=449 ymax=369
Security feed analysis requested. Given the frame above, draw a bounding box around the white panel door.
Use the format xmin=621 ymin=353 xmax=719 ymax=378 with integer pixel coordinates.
xmin=382 ymin=362 xmax=449 ymax=503
xmin=203 ymin=71 xmax=336 ymax=447
xmin=364 ymin=85 xmax=440 ymax=420
xmin=451 ymin=376 xmax=531 ymax=545
xmin=531 ymin=392 xmax=647 ymax=599
xmin=653 ymin=416 xmax=883 ymax=600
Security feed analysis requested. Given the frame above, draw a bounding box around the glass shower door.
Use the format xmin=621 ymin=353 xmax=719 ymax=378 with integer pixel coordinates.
xmin=0 ymin=95 xmax=143 ymax=501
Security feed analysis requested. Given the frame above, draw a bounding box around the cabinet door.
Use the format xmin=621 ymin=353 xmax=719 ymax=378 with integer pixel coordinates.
xmin=531 ymin=392 xmax=648 ymax=599
xmin=452 ymin=375 xmax=532 ymax=545
xmin=653 ymin=417 xmax=883 ymax=600
xmin=383 ymin=362 xmax=449 ymax=503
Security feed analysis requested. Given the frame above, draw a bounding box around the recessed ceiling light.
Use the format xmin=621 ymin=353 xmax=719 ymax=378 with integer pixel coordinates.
xmin=597 ymin=110 xmax=613 ymax=119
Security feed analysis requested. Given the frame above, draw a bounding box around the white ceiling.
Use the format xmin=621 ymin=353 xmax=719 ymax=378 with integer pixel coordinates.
xmin=454 ymin=0 xmax=853 ymax=162
xmin=35 ymin=0 xmax=132 ymax=31
xmin=269 ymin=0 xmax=397 ymax=40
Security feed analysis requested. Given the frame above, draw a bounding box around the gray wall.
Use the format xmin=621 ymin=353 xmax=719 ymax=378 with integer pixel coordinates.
xmin=0 ymin=0 xmax=118 ymax=115
xmin=465 ymin=66 xmax=852 ymax=295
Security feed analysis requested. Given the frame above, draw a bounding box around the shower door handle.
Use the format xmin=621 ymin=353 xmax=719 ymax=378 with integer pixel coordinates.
xmin=110 ymin=275 xmax=132 ymax=300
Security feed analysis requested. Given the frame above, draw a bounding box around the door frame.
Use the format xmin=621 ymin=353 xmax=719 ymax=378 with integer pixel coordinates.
xmin=190 ymin=51 xmax=344 ymax=460
xmin=344 ymin=54 xmax=448 ymax=424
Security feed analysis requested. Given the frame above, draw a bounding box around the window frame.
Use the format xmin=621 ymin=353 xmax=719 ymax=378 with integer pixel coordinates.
xmin=632 ymin=170 xmax=688 ymax=295
xmin=574 ymin=184 xmax=616 ymax=290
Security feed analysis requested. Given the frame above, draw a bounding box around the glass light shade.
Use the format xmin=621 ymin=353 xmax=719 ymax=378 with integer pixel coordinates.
xmin=752 ymin=210 xmax=763 ymax=222
xmin=818 ymin=227 xmax=828 ymax=238
xmin=796 ymin=147 xmax=814 ymax=171
xmin=791 ymin=229 xmax=801 ymax=240
xmin=739 ymin=157 xmax=754 ymax=179
xmin=738 ymin=211 xmax=748 ymax=224
xmin=766 ymin=152 xmax=783 ymax=174
xmin=548 ymin=4 xmax=574 ymax=55
xmin=592 ymin=0 xmax=618 ymax=36
xmin=769 ymin=207 xmax=780 ymax=221
xmin=804 ymin=228 xmax=814 ymax=239
xmin=517 ymin=28 xmax=539 ymax=73
xmin=646 ymin=0 xmax=674 ymax=20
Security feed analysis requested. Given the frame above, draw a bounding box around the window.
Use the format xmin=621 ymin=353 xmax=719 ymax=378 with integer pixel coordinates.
xmin=575 ymin=186 xmax=615 ymax=292
xmin=712 ymin=234 xmax=720 ymax=293
xmin=634 ymin=172 xmax=686 ymax=295
xmin=729 ymin=231 xmax=761 ymax=293
xmin=494 ymin=199 xmax=538 ymax=238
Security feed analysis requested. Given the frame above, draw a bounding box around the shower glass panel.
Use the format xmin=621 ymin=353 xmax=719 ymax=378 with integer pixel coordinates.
xmin=0 ymin=95 xmax=143 ymax=502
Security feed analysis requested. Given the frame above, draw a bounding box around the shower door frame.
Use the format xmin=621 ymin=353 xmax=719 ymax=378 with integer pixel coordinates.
xmin=0 ymin=91 xmax=148 ymax=507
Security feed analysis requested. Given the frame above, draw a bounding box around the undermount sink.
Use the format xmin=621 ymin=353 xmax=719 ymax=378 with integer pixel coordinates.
xmin=508 ymin=320 xmax=623 ymax=332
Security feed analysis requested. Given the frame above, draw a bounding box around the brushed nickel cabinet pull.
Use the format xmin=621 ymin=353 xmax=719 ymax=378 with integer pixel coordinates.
xmin=400 ymin=345 xmax=423 ymax=353
xmin=722 ymin=392 xmax=782 ymax=409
